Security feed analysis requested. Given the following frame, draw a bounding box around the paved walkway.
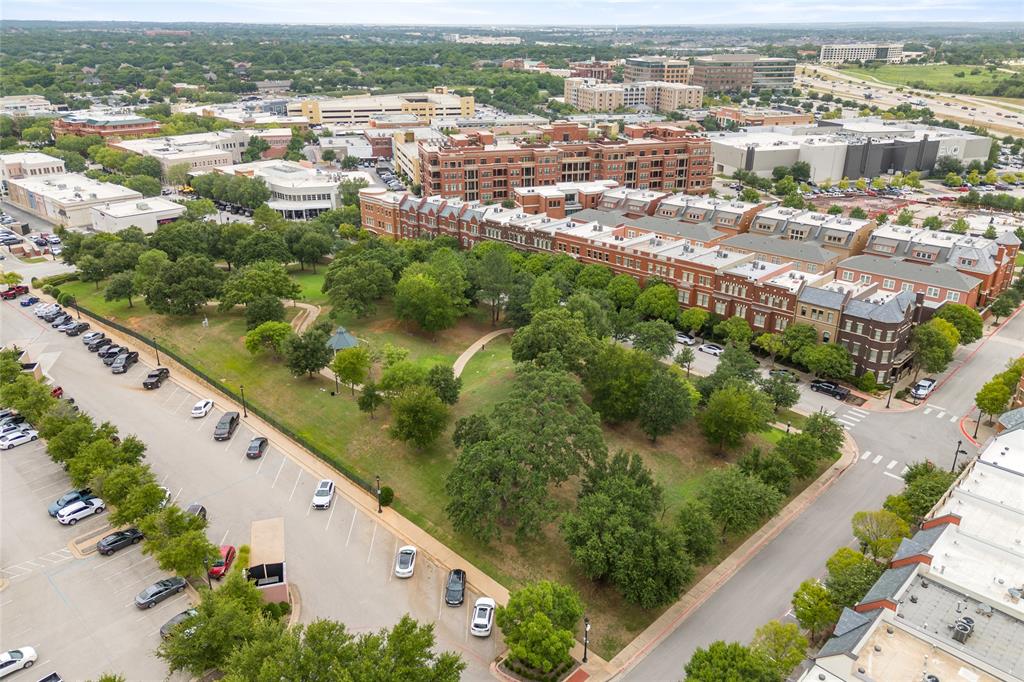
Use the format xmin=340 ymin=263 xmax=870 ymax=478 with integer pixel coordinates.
xmin=289 ymin=301 xmax=321 ymax=334
xmin=453 ymin=328 xmax=513 ymax=378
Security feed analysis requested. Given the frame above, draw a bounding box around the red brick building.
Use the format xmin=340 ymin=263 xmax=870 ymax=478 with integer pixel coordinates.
xmin=569 ymin=60 xmax=616 ymax=81
xmin=53 ymin=113 xmax=161 ymax=139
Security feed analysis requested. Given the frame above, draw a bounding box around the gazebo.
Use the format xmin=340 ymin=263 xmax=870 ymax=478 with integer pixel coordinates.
xmin=326 ymin=326 xmax=358 ymax=353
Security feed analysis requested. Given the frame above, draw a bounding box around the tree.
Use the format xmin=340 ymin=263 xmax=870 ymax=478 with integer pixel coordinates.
xmin=510 ymin=307 xmax=594 ymax=373
xmin=146 ymin=255 xmax=225 ymax=316
xmin=699 ymin=467 xmax=784 ymax=536
xmin=390 ymin=385 xmax=449 ymax=449
xmin=697 ymin=345 xmax=760 ymax=398
xmin=140 ymin=506 xmax=220 ymax=579
xmin=911 ymin=318 xmax=960 ymax=380
xmin=283 ymin=324 xmax=333 ymax=377
xmin=975 ymin=378 xmax=1011 ymax=425
xmin=606 ymin=274 xmax=641 ymax=310
xmin=103 ymin=271 xmax=137 ymax=307
xmin=133 ymin=248 xmax=170 ymax=296
xmin=750 ymin=621 xmax=807 ymax=680
xmin=675 ymin=345 xmax=695 ymax=377
xmin=739 ymin=187 xmax=761 ymax=203
xmin=426 ymin=364 xmax=461 ymax=405
xmin=774 ymin=432 xmax=827 ymax=479
xmin=123 ymin=174 xmax=161 ymax=197
xmin=293 ymin=231 xmax=333 ymax=272
xmin=895 ymin=208 xmax=915 ymax=226
xmin=825 ymin=547 xmax=885 ymax=609
xmin=245 ymin=294 xmax=285 ymax=330
xmin=394 ymin=272 xmax=457 ymax=334
xmin=166 ymin=162 xmax=191 ymax=187
xmin=684 ymin=641 xmax=778 ymax=682
xmin=851 ymin=510 xmax=910 ymax=560
xmin=803 ymin=412 xmax=845 ymax=459
xmin=321 ymin=149 xmax=336 ymax=162
xmin=826 ymin=204 xmax=843 ymax=215
xmin=323 ymin=260 xmax=394 ymax=317
xmin=2 ymin=271 xmax=23 ymax=286
xmin=754 ymin=332 xmax=785 ymax=367
xmin=496 ymin=581 xmax=582 ymax=674
xmin=715 ymin=316 xmax=753 ymax=347
xmin=934 ymin=303 xmax=983 ymax=344
xmin=241 ymin=135 xmax=270 ymax=162
xmin=357 ymin=381 xmax=384 ymax=418
xmin=676 ymin=499 xmax=718 ymax=564
xmin=638 ymin=369 xmax=695 ymax=442
xmin=473 ymin=246 xmax=516 ymax=325
xmin=583 ymin=342 xmax=655 ymax=423
xmin=245 ymin=321 xmax=294 ymax=358
xmin=757 ymin=374 xmax=800 ymax=412
xmin=922 ymin=215 xmax=943 ymax=230
xmin=68 ymin=436 xmax=145 ymax=488
xmin=635 ymin=282 xmax=679 ymax=322
xmin=700 ymin=381 xmax=774 ymax=453
xmin=989 ymin=294 xmax=1017 ymax=323
xmin=77 ymin=254 xmax=105 ymax=289
xmin=797 ymin=343 xmax=853 ymax=380
xmin=679 ymin=307 xmax=710 ymax=339
xmin=222 ymin=615 xmax=464 ymax=682
xmin=220 ymin=260 xmax=301 ymax=310
xmin=631 ymin=319 xmax=677 ymax=359
xmin=849 ymin=206 xmax=868 ymax=219
xmin=331 ymin=346 xmax=370 ymax=395
xmin=792 ymin=579 xmax=840 ymax=643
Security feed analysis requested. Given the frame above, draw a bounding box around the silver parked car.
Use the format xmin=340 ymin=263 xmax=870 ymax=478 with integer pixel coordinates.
xmin=311 ymin=479 xmax=334 ymax=509
xmin=394 ymin=546 xmax=417 ymax=578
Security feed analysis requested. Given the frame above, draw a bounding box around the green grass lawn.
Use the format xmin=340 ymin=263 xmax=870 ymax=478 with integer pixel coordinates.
xmin=841 ymin=63 xmax=1022 ymax=96
xmin=1016 ymin=252 xmax=1024 ymax=267
xmin=58 ymin=278 xmax=830 ymax=658
xmin=287 ymin=266 xmax=329 ymax=306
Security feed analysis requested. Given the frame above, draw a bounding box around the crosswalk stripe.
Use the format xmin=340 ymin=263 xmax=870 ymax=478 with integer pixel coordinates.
xmin=949 ymin=414 xmax=959 ymax=423
xmin=936 ymin=411 xmax=946 ymax=419
xmin=860 ymin=450 xmax=872 ymax=461
xmin=848 ymin=407 xmax=870 ymax=417
xmin=924 ymin=408 xmax=933 ymax=415
xmin=883 ymin=471 xmax=904 ymax=480
xmin=886 ymin=460 xmax=898 ymax=470
xmin=872 ymin=455 xmax=884 ymax=464
xmin=900 ymin=466 xmax=909 ymax=475
xmin=842 ymin=413 xmax=863 ymax=422
xmin=836 ymin=417 xmax=858 ymax=427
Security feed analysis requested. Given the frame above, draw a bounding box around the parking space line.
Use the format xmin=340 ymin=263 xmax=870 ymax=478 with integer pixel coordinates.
xmin=949 ymin=414 xmax=959 ymax=423
xmin=366 ymin=523 xmax=377 ymax=563
xmin=172 ymin=393 xmax=191 ymax=414
xmin=346 ymin=510 xmax=357 ymax=546
xmin=271 ymin=457 xmax=287 ymax=488
xmin=325 ymin=503 xmax=337 ymax=531
xmin=171 ymin=487 xmax=182 ymax=505
xmin=924 ymin=407 xmax=933 ymax=415
xmin=936 ymin=411 xmax=946 ymax=419
xmin=220 ymin=529 xmax=230 ymax=545
xmin=223 ymin=438 xmax=234 ymax=452
xmin=161 ymin=386 xmax=182 ymax=406
xmin=256 ymin=453 xmax=269 ymax=475
xmin=288 ymin=470 xmax=303 ymax=502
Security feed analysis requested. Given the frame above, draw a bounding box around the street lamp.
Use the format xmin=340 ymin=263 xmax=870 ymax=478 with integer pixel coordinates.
xmin=973 ymin=411 xmax=982 ymax=439
xmin=885 ymin=380 xmax=895 ymax=409
xmin=70 ymin=296 xmax=80 ymax=319
xmin=202 ymin=558 xmax=212 ymax=589
xmin=582 ymin=617 xmax=591 ymax=664
xmin=951 ymin=439 xmax=969 ymax=473
xmin=239 ymin=384 xmax=248 ymax=418
xmin=376 ymin=475 xmax=382 ymax=513
xmin=333 ymin=372 xmax=340 ymax=396
xmin=152 ymin=336 xmax=161 ymax=366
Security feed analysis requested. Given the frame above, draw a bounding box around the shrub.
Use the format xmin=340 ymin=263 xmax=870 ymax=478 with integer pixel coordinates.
xmin=856 ymin=371 xmax=877 ymax=392
xmin=379 ymin=486 xmax=394 ymax=507
xmin=51 ymin=286 xmax=62 ymax=299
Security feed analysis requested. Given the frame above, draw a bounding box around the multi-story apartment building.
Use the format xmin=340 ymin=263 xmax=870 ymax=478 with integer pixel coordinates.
xmin=795 ymin=285 xmax=847 ymax=344
xmin=690 ymin=54 xmax=796 ymax=93
xmin=569 ymin=59 xmax=616 ymax=81
xmin=835 ymin=288 xmax=925 ymax=382
xmin=564 ymin=79 xmax=703 ymax=112
xmin=563 ymin=79 xmax=626 ymax=112
xmin=288 ymin=88 xmax=474 ymax=126
xmin=834 ymin=255 xmax=983 ymax=309
xmin=819 ymin=43 xmax=904 ymax=65
xmin=0 ymin=152 xmax=66 ymax=183
xmin=53 ymin=112 xmax=162 ymax=138
xmin=719 ymin=232 xmax=843 ymax=275
xmin=747 ymin=207 xmax=876 ymax=259
xmin=862 ymin=224 xmax=1020 ymax=305
xmin=623 ymin=57 xmax=692 ymax=84
xmin=512 ymin=180 xmax=618 ymax=218
xmin=419 ymin=122 xmax=713 ymax=202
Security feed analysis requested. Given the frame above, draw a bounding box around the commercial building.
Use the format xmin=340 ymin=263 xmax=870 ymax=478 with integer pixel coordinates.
xmin=564 ymin=79 xmax=703 ymax=113
xmin=569 ymin=59 xmax=616 ymax=81
xmin=819 ymin=43 xmax=904 ymax=65
xmin=419 ymin=121 xmax=713 ymax=202
xmin=183 ymin=103 xmax=309 ymax=129
xmin=216 ymin=160 xmax=372 ymax=220
xmin=444 ymin=34 xmax=521 ymax=45
xmin=0 ymin=152 xmax=66 ymax=183
xmin=712 ymin=106 xmax=814 ymax=127
xmin=288 ymin=88 xmax=474 ymax=126
xmin=112 ymin=130 xmax=252 ymax=174
xmin=623 ymin=57 xmax=692 ymax=84
xmin=52 ymin=112 xmax=161 ymax=138
xmin=800 ymin=427 xmax=1024 ymax=682
xmin=690 ymin=54 xmax=796 ymax=92
xmin=512 ymin=180 xmax=619 ymax=218
xmin=710 ymin=120 xmax=992 ymax=182
xmin=861 ymin=223 xmax=1020 ymax=306
xmin=6 ymin=173 xmax=142 ymax=227
xmin=90 ymin=197 xmax=186 ymax=234
xmin=391 ymin=127 xmax=458 ymax=187
xmin=0 ymin=95 xmax=58 ymax=118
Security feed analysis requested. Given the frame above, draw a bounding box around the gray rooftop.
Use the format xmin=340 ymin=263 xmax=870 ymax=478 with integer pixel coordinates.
xmin=817 ymin=608 xmax=878 ymax=658
xmin=569 ymin=208 xmax=727 ymax=243
xmin=891 ymin=524 xmax=948 ymax=562
xmin=843 ymin=290 xmax=918 ymax=324
xmin=859 ymin=564 xmax=916 ymax=605
xmin=720 ymin=233 xmax=836 ymax=264
xmin=839 ymin=255 xmax=983 ymax=291
xmin=798 ymin=285 xmax=847 ymax=309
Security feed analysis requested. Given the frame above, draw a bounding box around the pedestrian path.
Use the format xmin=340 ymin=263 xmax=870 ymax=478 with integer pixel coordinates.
xmin=833 ymin=405 xmax=870 ymax=431
xmin=857 ymin=449 xmax=910 ymax=481
xmin=921 ymin=403 xmax=961 ymax=424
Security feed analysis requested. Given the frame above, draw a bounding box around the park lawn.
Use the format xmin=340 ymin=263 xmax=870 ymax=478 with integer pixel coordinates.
xmin=841 ymin=63 xmax=1022 ymax=94
xmin=287 ymin=266 xmax=329 ymax=306
xmin=1016 ymin=252 xmax=1024 ymax=267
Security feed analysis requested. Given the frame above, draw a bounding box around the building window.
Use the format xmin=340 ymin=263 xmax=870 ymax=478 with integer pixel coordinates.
xmin=841 ymin=271 xmax=853 ymax=282
xmin=859 ymin=275 xmax=871 ymax=284
xmin=882 ymin=279 xmax=895 ymax=291
xmin=926 ymin=286 xmax=940 ymax=298
xmin=946 ymin=291 xmax=960 ymax=302
xmin=822 ymin=331 xmax=830 ymax=343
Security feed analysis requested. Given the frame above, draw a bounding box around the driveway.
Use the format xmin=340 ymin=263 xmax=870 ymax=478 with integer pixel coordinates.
xmin=1 ymin=302 xmax=502 ymax=680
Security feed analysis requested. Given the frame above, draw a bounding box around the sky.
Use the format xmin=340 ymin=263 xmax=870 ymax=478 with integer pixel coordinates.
xmin=3 ymin=0 xmax=1022 ymax=26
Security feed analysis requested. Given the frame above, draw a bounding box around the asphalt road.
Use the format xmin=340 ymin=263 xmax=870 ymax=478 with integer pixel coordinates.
xmin=1 ymin=302 xmax=502 ymax=680
xmin=622 ymin=314 xmax=1023 ymax=680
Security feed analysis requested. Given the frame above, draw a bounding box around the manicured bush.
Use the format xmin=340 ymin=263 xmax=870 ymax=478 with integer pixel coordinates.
xmin=379 ymin=486 xmax=394 ymax=507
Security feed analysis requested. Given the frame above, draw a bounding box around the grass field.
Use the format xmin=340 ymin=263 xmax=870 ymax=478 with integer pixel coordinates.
xmin=59 ymin=278 xmax=824 ymax=657
xmin=841 ymin=64 xmax=1022 ymax=96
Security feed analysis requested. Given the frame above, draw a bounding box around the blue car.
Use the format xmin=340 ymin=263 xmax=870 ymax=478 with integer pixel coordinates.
xmin=20 ymin=296 xmax=40 ymax=307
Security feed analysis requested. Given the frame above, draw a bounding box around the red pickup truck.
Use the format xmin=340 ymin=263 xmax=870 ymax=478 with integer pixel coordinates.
xmin=0 ymin=285 xmax=28 ymax=300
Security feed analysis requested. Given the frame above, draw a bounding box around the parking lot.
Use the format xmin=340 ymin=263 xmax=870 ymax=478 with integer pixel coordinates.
xmin=1 ymin=303 xmax=502 ymax=680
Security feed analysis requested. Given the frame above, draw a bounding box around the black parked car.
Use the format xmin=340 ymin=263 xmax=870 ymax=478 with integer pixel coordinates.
xmin=88 ymin=336 xmax=113 ymax=352
xmin=810 ymin=379 xmax=850 ymax=400
xmin=444 ymin=568 xmax=466 ymax=606
xmin=66 ymin=322 xmax=91 ymax=336
xmin=111 ymin=351 xmax=140 ymax=373
xmin=97 ymin=527 xmax=144 ymax=555
xmin=246 ymin=436 xmax=269 ymax=459
xmin=213 ymin=411 xmax=240 ymax=441
xmin=143 ymin=367 xmax=170 ymax=389
xmin=135 ymin=576 xmax=187 ymax=608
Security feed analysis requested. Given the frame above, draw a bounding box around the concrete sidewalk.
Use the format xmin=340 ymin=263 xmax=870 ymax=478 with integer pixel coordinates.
xmin=453 ymin=328 xmax=513 ymax=378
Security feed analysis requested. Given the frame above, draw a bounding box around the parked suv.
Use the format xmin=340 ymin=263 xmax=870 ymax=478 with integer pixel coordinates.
xmin=143 ymin=368 xmax=170 ymax=389
xmin=810 ymin=379 xmax=850 ymax=400
xmin=110 ymin=351 xmax=139 ymax=374
xmin=213 ymin=411 xmax=240 ymax=440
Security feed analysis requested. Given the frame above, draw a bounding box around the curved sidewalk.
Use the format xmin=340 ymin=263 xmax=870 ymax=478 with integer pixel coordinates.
xmin=452 ymin=328 xmax=513 ymax=378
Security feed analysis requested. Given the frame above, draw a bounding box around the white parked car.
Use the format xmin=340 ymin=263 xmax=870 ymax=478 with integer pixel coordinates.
xmin=158 ymin=486 xmax=171 ymax=508
xmin=0 ymin=429 xmax=38 ymax=450
xmin=470 ymin=597 xmax=496 ymax=637
xmin=675 ymin=332 xmax=696 ymax=346
xmin=191 ymin=399 xmax=214 ymax=418
xmin=56 ymin=497 xmax=105 ymax=525
xmin=0 ymin=646 xmax=37 ymax=678
xmin=698 ymin=343 xmax=724 ymax=357
xmin=394 ymin=545 xmax=417 ymax=578
xmin=910 ymin=378 xmax=937 ymax=400
xmin=311 ymin=479 xmax=334 ymax=509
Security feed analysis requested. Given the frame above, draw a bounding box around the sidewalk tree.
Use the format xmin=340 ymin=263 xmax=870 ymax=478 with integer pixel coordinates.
xmin=330 ymin=346 xmax=371 ymax=396
xmin=356 ymin=381 xmax=383 ymax=418
xmin=426 ymin=364 xmax=461 ymax=405
xmin=774 ymin=432 xmax=826 ymax=479
xmin=851 ymin=510 xmax=910 ymax=560
xmin=910 ymin=318 xmax=960 ymax=380
xmin=797 ymin=343 xmax=853 ymax=380
xmin=824 ymin=547 xmax=885 ymax=608
xmin=283 ymin=324 xmax=333 ymax=378
xmin=496 ymin=580 xmax=582 ymax=674
xmin=700 ymin=381 xmax=774 ymax=453
xmin=635 ymin=282 xmax=679 ymax=322
xmin=679 ymin=307 xmax=710 ymax=340
xmin=632 ymin=319 xmax=676 ymax=360
xmin=989 ymin=294 xmax=1016 ymax=323
xmin=975 ymin=379 xmax=1011 ymax=425
xmin=803 ymin=412 xmax=845 ymax=459
xmin=714 ymin=315 xmax=753 ymax=347
xmin=674 ymin=346 xmax=695 ymax=377
xmin=754 ymin=332 xmax=785 ymax=367
xmin=244 ymin=321 xmax=294 ymax=359
xmin=781 ymin=323 xmax=818 ymax=359
xmin=684 ymin=641 xmax=777 ymax=682
xmin=934 ymin=303 xmax=983 ymax=344
xmin=750 ymin=621 xmax=808 ymax=681
xmin=757 ymin=374 xmax=800 ymax=413
xmin=638 ymin=369 xmax=695 ymax=442
xmin=792 ymin=579 xmax=840 ymax=643
xmin=699 ymin=467 xmax=784 ymax=536
xmin=389 ymin=385 xmax=449 ymax=449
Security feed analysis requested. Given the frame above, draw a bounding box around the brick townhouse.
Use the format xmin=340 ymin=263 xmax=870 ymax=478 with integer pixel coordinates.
xmin=834 ymin=255 xmax=983 ymax=309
